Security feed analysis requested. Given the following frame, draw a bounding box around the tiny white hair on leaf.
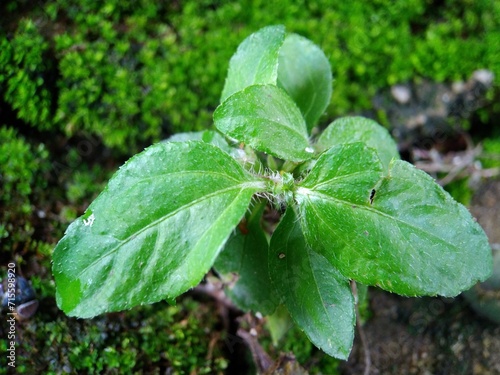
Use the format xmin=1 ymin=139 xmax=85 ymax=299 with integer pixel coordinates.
xmin=83 ymin=213 xmax=95 ymax=227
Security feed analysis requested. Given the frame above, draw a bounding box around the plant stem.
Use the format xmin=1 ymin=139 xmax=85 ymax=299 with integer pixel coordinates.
xmin=351 ymin=280 xmax=372 ymax=375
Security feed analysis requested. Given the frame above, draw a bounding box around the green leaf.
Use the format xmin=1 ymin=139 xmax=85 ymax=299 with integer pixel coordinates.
xmin=299 ymin=143 xmax=384 ymax=205
xmin=168 ymin=131 xmax=265 ymax=173
xmin=53 ymin=141 xmax=266 ymax=318
xmin=265 ymin=304 xmax=294 ymax=346
xmin=166 ymin=130 xmax=232 ymax=154
xmin=278 ymin=33 xmax=332 ymax=132
xmin=269 ymin=207 xmax=355 ymax=360
xmin=316 ymin=116 xmax=399 ymax=170
xmin=214 ymin=200 xmax=277 ymax=315
xmin=296 ymin=145 xmax=493 ymax=297
xmin=214 ymin=84 xmax=313 ymax=162
xmin=221 ymin=25 xmax=285 ymax=102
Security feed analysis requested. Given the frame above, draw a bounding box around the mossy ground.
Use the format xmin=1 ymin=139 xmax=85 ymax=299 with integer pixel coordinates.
xmin=0 ymin=294 xmax=229 ymax=374
xmin=1 ymin=0 xmax=499 ymax=152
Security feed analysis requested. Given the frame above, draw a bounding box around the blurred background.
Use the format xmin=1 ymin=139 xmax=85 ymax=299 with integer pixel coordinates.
xmin=1 ymin=1 xmax=499 ymax=373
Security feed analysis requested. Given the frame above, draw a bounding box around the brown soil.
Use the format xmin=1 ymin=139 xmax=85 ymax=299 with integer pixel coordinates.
xmin=341 ymin=290 xmax=500 ymax=375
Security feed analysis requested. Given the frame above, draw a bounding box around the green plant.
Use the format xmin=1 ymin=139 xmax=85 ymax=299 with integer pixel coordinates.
xmin=0 ymin=20 xmax=54 ymax=129
xmin=480 ymin=138 xmax=500 ymax=169
xmin=0 ymin=126 xmax=49 ymax=249
xmin=3 ymin=1 xmax=499 ymax=152
xmin=53 ymin=26 xmax=492 ymax=360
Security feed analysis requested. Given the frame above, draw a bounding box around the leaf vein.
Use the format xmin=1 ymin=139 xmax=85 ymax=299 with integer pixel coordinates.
xmin=76 ymin=182 xmax=263 ymax=279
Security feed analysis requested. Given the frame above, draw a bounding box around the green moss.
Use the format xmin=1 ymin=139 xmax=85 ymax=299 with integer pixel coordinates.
xmin=8 ymin=297 xmax=227 ymax=374
xmin=0 ymin=20 xmax=54 ymax=129
xmin=65 ymin=163 xmax=110 ymax=204
xmin=2 ymin=0 xmax=498 ymax=153
xmin=0 ymin=126 xmax=50 ymax=250
xmin=480 ymin=138 xmax=500 ymax=169
xmin=263 ymin=310 xmax=341 ymax=374
xmin=276 ymin=327 xmax=340 ymax=374
xmin=444 ymin=178 xmax=474 ymax=206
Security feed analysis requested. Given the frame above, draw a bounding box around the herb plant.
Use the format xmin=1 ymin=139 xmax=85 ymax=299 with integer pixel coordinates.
xmin=53 ymin=25 xmax=492 ymax=359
